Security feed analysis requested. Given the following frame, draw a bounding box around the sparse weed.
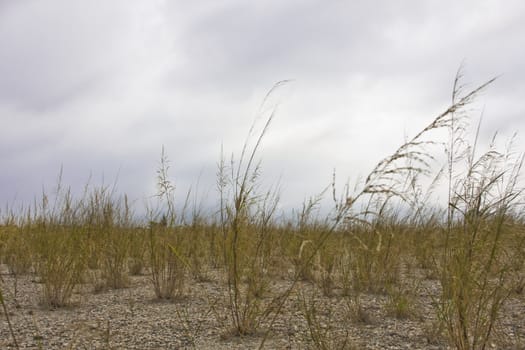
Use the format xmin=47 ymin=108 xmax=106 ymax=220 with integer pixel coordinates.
xmin=3 ymin=229 xmax=33 ymax=276
xmin=148 ymin=225 xmax=187 ymax=300
xmin=433 ymin=71 xmax=524 ymax=350
xmin=34 ymin=226 xmax=86 ymax=308
xmin=299 ymin=290 xmax=355 ymax=350
xmin=216 ymin=81 xmax=288 ymax=336
xmin=148 ymin=148 xmax=187 ymax=300
xmin=385 ymin=284 xmax=419 ymax=320
xmin=127 ymin=229 xmax=147 ymax=276
xmin=343 ymin=292 xmax=374 ymax=325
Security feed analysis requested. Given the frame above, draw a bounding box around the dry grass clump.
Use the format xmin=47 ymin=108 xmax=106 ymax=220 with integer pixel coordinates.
xmin=215 ymin=81 xmax=287 ymax=337
xmin=298 ymin=289 xmax=357 ymax=350
xmin=2 ymin=226 xmax=33 ymax=276
xmin=148 ymin=225 xmax=187 ymax=300
xmin=428 ymin=70 xmax=525 ymax=350
xmin=147 ymin=147 xmax=188 ymax=300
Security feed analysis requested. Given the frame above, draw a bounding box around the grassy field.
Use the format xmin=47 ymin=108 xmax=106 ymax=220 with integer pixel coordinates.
xmin=1 ymin=76 xmax=524 ymax=349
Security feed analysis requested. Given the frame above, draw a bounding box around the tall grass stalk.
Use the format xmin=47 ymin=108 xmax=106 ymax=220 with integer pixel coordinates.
xmin=436 ymin=71 xmax=524 ymax=349
xmin=148 ymin=147 xmax=186 ymax=299
xmin=217 ymin=81 xmax=288 ymax=335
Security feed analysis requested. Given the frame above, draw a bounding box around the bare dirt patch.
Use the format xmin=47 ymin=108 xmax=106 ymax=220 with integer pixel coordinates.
xmin=2 ymin=264 xmax=524 ymax=350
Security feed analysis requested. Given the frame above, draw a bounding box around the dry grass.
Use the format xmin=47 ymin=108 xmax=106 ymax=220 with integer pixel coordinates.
xmin=1 ymin=74 xmax=524 ymax=349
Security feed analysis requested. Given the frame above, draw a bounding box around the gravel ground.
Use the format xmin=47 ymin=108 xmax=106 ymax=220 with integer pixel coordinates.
xmin=1 ymin=264 xmax=524 ymax=349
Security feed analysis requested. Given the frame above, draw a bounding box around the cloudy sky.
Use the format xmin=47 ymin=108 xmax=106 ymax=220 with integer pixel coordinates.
xmin=1 ymin=0 xmax=524 ymax=216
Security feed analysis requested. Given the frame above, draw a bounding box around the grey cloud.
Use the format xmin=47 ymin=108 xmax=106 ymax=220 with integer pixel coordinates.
xmin=0 ymin=0 xmax=158 ymax=111
xmin=164 ymin=0 xmax=523 ymax=89
xmin=1 ymin=0 xmax=524 ymax=214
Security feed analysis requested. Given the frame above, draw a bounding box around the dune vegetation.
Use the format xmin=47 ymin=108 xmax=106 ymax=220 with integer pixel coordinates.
xmin=1 ymin=73 xmax=524 ymax=349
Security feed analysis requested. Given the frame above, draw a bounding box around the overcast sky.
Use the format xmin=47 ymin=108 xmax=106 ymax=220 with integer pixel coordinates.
xmin=1 ymin=0 xmax=524 ymax=217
